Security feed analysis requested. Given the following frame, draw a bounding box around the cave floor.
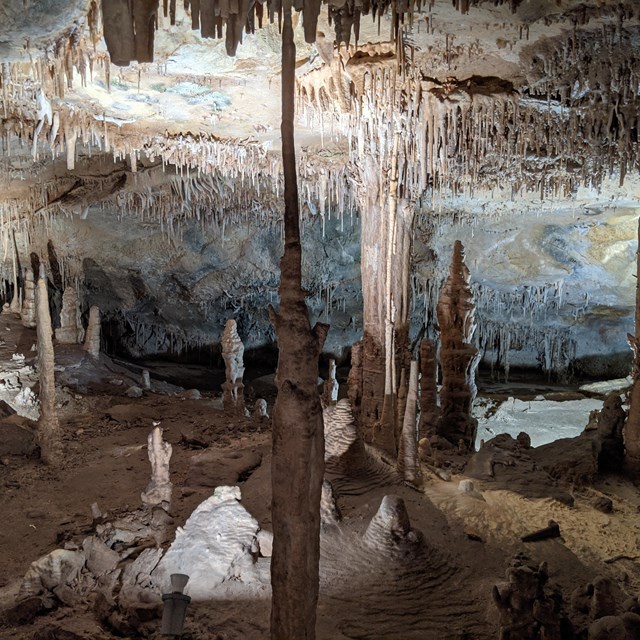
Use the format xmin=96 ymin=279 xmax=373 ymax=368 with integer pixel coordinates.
xmin=0 ymin=314 xmax=639 ymax=639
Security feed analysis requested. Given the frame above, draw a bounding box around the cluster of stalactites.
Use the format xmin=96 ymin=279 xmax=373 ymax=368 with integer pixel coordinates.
xmin=100 ymin=0 xmax=432 ymax=63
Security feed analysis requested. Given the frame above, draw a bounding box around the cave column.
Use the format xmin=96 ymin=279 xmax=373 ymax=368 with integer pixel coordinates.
xmin=269 ymin=1 xmax=329 ymax=637
xmin=356 ymin=131 xmax=415 ymax=456
xmin=625 ymin=217 xmax=640 ymax=463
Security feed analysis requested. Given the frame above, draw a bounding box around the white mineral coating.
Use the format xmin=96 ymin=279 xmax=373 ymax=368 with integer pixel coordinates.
xmin=55 ymin=287 xmax=82 ymax=344
xmin=141 ymin=426 xmax=173 ymax=508
xmin=18 ymin=549 xmax=85 ymax=599
xmin=253 ymin=398 xmax=268 ymax=419
xmin=83 ymin=306 xmax=101 ymax=357
xmin=154 ymin=486 xmax=269 ymax=600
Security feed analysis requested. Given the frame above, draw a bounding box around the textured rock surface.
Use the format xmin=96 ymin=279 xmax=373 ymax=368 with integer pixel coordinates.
xmin=153 ymin=486 xmax=269 ymax=599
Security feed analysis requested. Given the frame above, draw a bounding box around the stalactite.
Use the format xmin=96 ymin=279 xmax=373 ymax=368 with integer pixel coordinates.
xmin=35 ymin=264 xmax=62 ymax=466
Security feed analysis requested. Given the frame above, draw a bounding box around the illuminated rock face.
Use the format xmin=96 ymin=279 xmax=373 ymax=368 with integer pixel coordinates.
xmin=0 ymin=1 xmax=639 ymax=380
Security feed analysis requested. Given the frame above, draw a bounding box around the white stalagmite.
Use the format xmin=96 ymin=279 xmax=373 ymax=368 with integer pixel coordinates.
xmin=221 ymin=318 xmax=245 ymax=414
xmin=397 ymin=360 xmax=420 ymax=483
xmin=55 ymin=287 xmax=81 ymax=344
xmin=35 ymin=264 xmax=62 ymax=465
xmin=83 ymin=306 xmax=101 ymax=357
xmin=21 ymin=267 xmax=36 ymax=328
xmin=322 ymin=358 xmax=339 ymax=406
xmin=141 ymin=426 xmax=173 ymax=508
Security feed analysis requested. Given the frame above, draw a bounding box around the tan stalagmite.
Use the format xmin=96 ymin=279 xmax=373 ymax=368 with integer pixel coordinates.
xmin=83 ymin=305 xmax=101 ymax=358
xmin=35 ymin=264 xmax=62 ymax=465
xmin=221 ymin=318 xmax=245 ymax=414
xmin=141 ymin=426 xmax=173 ymax=508
xmin=397 ymin=360 xmax=420 ymax=483
xmin=55 ymin=287 xmax=82 ymax=344
xmin=418 ymin=339 xmax=438 ymax=441
xmin=21 ymin=267 xmax=36 ymax=328
xmin=436 ymin=240 xmax=480 ymax=451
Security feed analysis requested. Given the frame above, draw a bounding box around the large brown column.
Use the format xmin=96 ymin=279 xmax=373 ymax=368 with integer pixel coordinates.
xmin=269 ymin=2 xmax=329 ymax=638
xmin=625 ymin=218 xmax=640 ymax=462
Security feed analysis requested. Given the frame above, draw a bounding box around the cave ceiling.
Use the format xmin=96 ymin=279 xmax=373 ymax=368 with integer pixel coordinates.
xmin=0 ymin=0 xmax=639 ymax=372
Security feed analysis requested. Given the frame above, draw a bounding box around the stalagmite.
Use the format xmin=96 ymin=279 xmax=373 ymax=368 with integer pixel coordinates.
xmin=55 ymin=287 xmax=81 ymax=344
xmin=141 ymin=426 xmax=173 ymax=508
xmin=347 ymin=340 xmax=363 ymax=425
xmin=322 ymin=358 xmax=339 ymax=406
xmin=35 ymin=265 xmax=62 ymax=466
xmin=269 ymin=1 xmax=329 ymax=637
xmin=83 ymin=306 xmax=101 ymax=358
xmin=397 ymin=360 xmax=420 ymax=483
xmin=436 ymin=241 xmax=480 ymax=451
xmin=418 ymin=339 xmax=438 ymax=441
xmin=20 ymin=267 xmax=36 ymax=328
xmin=9 ymin=241 xmax=20 ymax=314
xmin=221 ymin=319 xmax=245 ymax=415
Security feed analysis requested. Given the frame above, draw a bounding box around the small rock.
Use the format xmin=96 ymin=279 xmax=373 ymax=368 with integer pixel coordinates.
xmin=109 ymin=378 xmax=123 ymax=386
xmin=125 ymin=386 xmax=143 ymax=398
xmin=436 ymin=468 xmax=451 ymax=482
xmin=516 ymin=432 xmax=531 ymax=449
xmin=464 ymin=526 xmax=484 ymax=542
xmin=74 ymin=428 xmax=84 ymax=436
xmin=257 ymin=529 xmax=273 ymax=557
xmin=593 ymin=496 xmax=614 ymax=513
xmin=458 ymin=479 xmax=475 ymax=493
xmin=182 ymin=389 xmax=201 ymax=400
xmin=26 ymin=510 xmax=49 ymax=520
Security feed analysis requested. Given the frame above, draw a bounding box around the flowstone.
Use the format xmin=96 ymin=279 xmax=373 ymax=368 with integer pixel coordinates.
xmin=153 ymin=486 xmax=269 ymax=599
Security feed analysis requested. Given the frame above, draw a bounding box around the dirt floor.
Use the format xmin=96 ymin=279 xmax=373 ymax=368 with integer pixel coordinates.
xmin=0 ymin=313 xmax=639 ymax=640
